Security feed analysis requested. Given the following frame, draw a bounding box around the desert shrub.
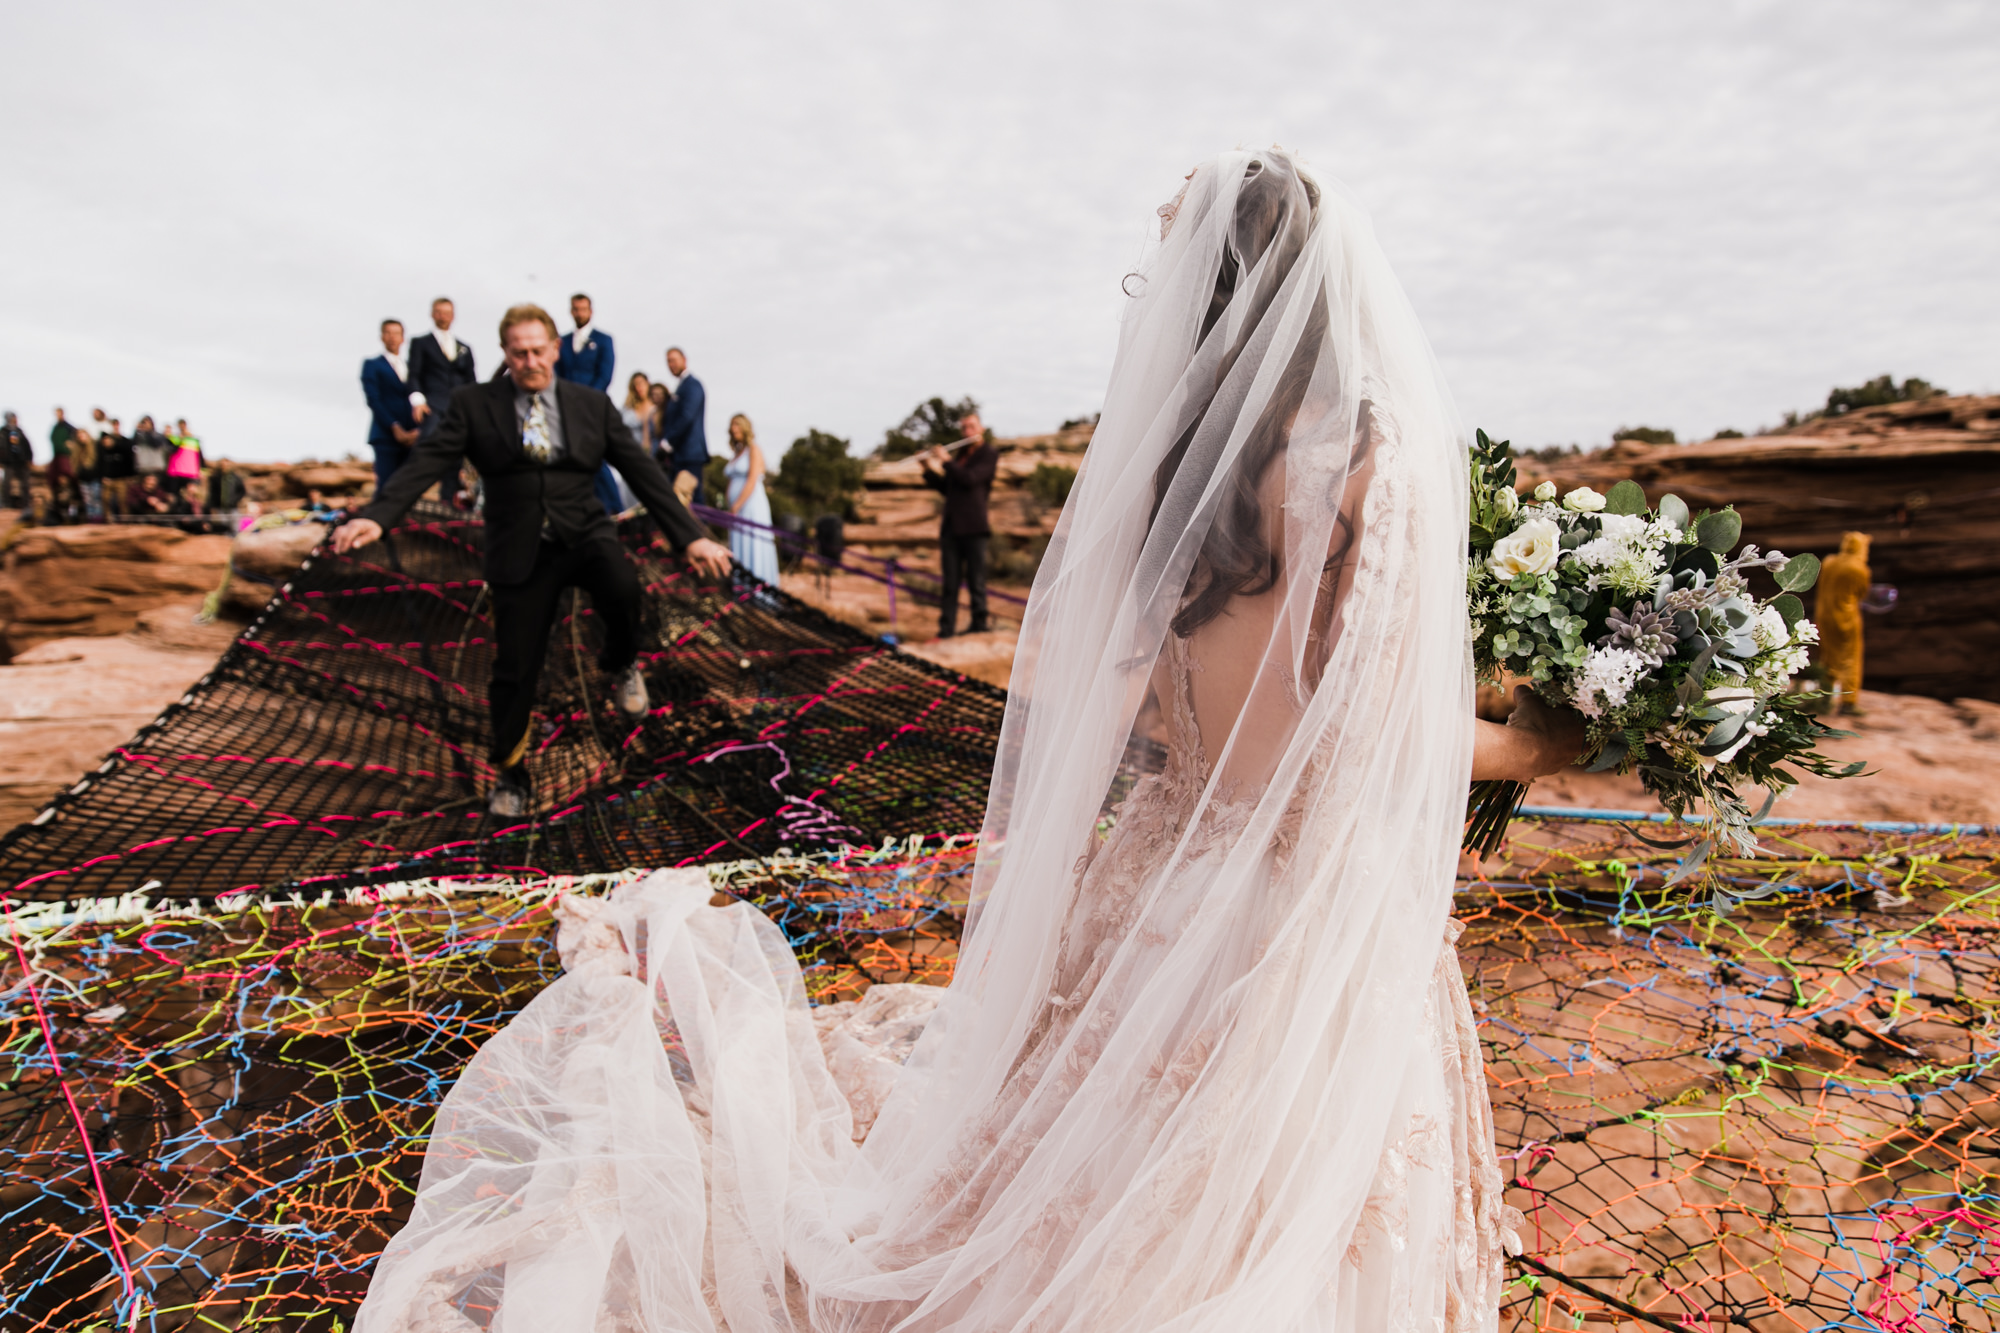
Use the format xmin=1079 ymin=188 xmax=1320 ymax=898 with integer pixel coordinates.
xmin=880 ymin=396 xmax=981 ymax=460
xmin=1059 ymin=412 xmax=1101 ymax=431
xmin=1714 ymin=428 xmax=1745 ymax=439
xmin=1026 ymin=463 xmax=1077 ymax=508
xmin=1825 ymin=375 xmax=1943 ymax=416
xmin=700 ymin=456 xmax=728 ymax=508
xmin=990 ymin=532 xmax=1050 ymax=584
xmin=1520 ymin=443 xmax=1581 ymax=463
xmin=770 ymin=429 xmax=867 ymax=522
xmin=1611 ymin=425 xmax=1676 ymax=446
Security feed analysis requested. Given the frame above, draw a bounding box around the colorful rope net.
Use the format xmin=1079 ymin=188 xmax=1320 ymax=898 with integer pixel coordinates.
xmin=0 ymin=507 xmax=1005 ymax=904
xmin=2 ymin=513 xmax=1998 ymax=1330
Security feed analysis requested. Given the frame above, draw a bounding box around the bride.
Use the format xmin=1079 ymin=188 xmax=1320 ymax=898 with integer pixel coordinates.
xmin=357 ymin=149 xmax=1581 ymax=1333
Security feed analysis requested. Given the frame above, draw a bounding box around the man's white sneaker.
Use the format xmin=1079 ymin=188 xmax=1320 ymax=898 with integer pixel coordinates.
xmin=612 ymin=664 xmax=650 ymax=720
xmin=488 ymin=777 xmax=529 ymax=819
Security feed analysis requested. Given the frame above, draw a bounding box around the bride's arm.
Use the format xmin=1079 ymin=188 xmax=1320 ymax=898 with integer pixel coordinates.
xmin=1472 ymin=685 xmax=1587 ymax=783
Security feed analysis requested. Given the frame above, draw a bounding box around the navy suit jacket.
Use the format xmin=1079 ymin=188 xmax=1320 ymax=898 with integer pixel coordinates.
xmin=659 ymin=373 xmax=708 ymax=469
xmin=556 ymin=328 xmax=616 ymax=393
xmin=361 ymin=355 xmax=418 ymax=445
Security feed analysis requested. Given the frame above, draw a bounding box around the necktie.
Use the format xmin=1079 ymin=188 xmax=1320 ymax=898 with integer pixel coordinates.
xmin=522 ymin=394 xmax=552 ymax=463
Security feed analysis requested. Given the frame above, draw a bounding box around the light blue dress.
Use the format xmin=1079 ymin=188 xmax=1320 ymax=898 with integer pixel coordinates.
xmin=724 ymin=447 xmax=781 ymax=584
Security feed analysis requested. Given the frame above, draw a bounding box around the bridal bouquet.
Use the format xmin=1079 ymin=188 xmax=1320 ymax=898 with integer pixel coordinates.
xmin=1463 ymin=431 xmax=1861 ymax=881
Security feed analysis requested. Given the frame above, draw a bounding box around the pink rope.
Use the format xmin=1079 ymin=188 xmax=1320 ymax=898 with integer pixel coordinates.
xmin=3 ymin=898 xmax=141 ymax=1327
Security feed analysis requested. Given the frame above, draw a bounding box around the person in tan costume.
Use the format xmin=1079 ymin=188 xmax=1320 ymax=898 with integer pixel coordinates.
xmin=1815 ymin=530 xmax=1871 ymax=713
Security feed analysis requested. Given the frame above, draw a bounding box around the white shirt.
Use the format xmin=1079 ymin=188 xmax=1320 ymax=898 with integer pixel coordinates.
xmin=433 ymin=328 xmax=459 ymax=362
xmin=381 ymin=348 xmax=408 ymax=381
xmin=572 ymin=322 xmax=593 ymax=354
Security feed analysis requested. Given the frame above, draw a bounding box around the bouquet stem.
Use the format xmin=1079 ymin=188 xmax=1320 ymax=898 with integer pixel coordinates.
xmin=1464 ymin=780 xmax=1528 ymax=857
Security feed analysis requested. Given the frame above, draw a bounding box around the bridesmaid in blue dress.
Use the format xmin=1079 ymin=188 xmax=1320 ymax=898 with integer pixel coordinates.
xmin=723 ymin=413 xmax=781 ymax=583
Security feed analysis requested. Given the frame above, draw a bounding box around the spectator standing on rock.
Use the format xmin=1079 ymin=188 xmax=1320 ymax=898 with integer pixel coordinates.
xmin=362 ymin=319 xmax=421 ymax=492
xmin=1 ymin=412 xmax=31 ymax=509
xmin=99 ymin=418 xmax=136 ymax=514
xmin=71 ymin=423 xmax=103 ymax=521
xmin=166 ymin=419 xmax=205 ymax=512
xmin=657 ymin=346 xmax=708 ymax=510
xmin=47 ymin=407 xmax=75 ymax=489
xmin=409 ymin=297 xmax=476 ymax=507
xmin=131 ymin=415 xmax=171 ymax=492
xmin=919 ymin=410 xmax=998 ymax=638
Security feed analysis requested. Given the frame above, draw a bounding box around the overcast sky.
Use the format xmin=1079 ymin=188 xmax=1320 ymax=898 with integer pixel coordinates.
xmin=3 ymin=1 xmax=1994 ymax=463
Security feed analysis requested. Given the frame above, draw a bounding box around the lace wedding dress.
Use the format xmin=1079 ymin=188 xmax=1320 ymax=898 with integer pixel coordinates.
xmin=358 ymin=149 xmax=1519 ymax=1333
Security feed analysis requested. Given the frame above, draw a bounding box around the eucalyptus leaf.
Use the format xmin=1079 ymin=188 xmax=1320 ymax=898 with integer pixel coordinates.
xmin=1700 ymin=711 xmax=1748 ymax=755
xmin=1773 ymin=593 xmax=1805 ymax=627
xmin=1697 ymin=510 xmax=1742 ymax=553
xmin=1658 ymin=493 xmax=1690 ymax=529
xmin=1676 ymin=643 xmax=1719 ymax=706
xmin=1776 ymin=553 xmax=1821 ymax=592
xmin=1585 ymin=736 xmax=1629 ymax=773
xmin=1673 ymin=546 xmax=1722 ymax=577
xmin=1604 ymin=479 xmax=1648 ymax=515
xmin=1662 ymin=836 xmax=1713 ymax=888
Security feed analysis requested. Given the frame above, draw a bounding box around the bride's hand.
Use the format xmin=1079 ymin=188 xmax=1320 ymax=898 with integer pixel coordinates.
xmin=1471 ymin=685 xmax=1587 ymax=784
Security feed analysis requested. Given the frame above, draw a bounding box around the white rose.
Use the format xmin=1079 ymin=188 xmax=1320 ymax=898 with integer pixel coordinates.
xmin=1751 ymin=605 xmax=1788 ymax=652
xmin=1486 ymin=517 xmax=1561 ymax=581
xmin=1564 ymin=486 xmax=1607 ymax=513
xmin=1533 ymin=481 xmax=1557 ymax=502
xmin=1492 ymin=485 xmax=1520 ymax=518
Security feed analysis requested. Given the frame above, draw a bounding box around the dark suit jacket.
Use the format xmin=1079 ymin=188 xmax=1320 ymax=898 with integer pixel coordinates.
xmin=555 ymin=328 xmax=616 ymax=393
xmin=407 ymin=333 xmax=478 ymax=436
xmin=359 ymin=378 xmax=706 ymax=585
xmin=922 ymin=439 xmax=998 ymax=537
xmin=361 ymin=355 xmax=418 ymax=445
xmin=658 ymin=373 xmax=708 ymax=470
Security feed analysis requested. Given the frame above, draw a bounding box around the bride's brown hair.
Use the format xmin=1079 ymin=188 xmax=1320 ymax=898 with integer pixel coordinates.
xmin=1148 ymin=153 xmax=1336 ymax=638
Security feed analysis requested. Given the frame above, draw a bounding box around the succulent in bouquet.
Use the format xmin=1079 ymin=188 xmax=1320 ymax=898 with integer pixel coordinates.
xmin=1462 ymin=430 xmax=1863 ymax=889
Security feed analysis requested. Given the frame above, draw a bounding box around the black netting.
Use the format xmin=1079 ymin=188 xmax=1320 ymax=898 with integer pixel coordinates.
xmin=0 ymin=506 xmax=1003 ymax=901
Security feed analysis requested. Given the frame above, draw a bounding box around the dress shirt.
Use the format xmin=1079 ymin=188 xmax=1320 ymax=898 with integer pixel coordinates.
xmin=383 ymin=348 xmax=409 ymax=381
xmin=571 ymin=323 xmax=593 ymax=354
xmin=434 ymin=328 xmax=459 ymax=361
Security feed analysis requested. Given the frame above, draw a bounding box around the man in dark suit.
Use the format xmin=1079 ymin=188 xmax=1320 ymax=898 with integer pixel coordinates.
xmin=333 ymin=303 xmax=732 ymax=817
xmin=408 ymin=297 xmax=477 ymax=506
xmin=657 ymin=345 xmax=708 ymax=509
xmin=919 ymin=410 xmax=998 ymax=637
xmin=360 ymin=319 xmax=420 ymax=491
xmin=554 ymin=292 xmax=623 ymax=514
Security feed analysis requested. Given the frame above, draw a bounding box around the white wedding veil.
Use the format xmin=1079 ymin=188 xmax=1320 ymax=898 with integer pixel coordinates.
xmin=357 ymin=149 xmax=1487 ymax=1333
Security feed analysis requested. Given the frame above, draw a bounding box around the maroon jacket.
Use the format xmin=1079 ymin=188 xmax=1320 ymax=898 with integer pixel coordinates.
xmin=922 ymin=439 xmax=997 ymax=538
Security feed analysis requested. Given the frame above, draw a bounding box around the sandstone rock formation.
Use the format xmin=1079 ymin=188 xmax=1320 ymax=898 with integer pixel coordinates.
xmin=1516 ymin=394 xmax=2000 ymax=700
xmin=0 ymin=618 xmax=232 ymax=829
xmin=0 ymin=525 xmax=232 ymax=657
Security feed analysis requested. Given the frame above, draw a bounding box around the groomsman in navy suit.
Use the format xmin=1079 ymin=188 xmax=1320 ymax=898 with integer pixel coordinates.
xmin=409 ymin=297 xmax=477 ymax=506
xmin=361 ymin=319 xmax=420 ymax=490
xmin=556 ymin=293 xmax=615 ymax=391
xmin=555 ymin=292 xmax=624 ymax=514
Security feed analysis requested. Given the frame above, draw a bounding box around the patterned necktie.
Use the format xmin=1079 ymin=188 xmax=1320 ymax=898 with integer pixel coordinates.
xmin=522 ymin=393 xmax=552 ymax=463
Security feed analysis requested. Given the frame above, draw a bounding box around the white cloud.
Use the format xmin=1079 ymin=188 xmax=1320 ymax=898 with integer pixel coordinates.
xmin=1 ymin=0 xmax=1993 ymax=460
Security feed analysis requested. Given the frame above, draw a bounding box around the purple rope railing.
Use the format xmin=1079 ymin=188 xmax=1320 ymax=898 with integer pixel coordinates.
xmin=690 ymin=502 xmax=1031 ymax=612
